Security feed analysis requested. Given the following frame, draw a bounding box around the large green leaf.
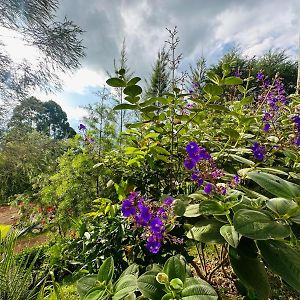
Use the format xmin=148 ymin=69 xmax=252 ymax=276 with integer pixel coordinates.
xmin=266 ymin=198 xmax=298 ymax=216
xmin=114 ymin=104 xmax=138 ymax=110
xmin=229 ymin=239 xmax=270 ymax=300
xmin=84 ymin=289 xmax=105 ymax=300
xmin=223 ymin=76 xmax=243 ymax=85
xmin=98 ymin=256 xmax=114 ymax=284
xmin=120 ymin=264 xmax=139 ymax=278
xmin=163 ymin=256 xmax=186 ymax=283
xmin=257 ymin=240 xmax=300 ymax=293
xmin=229 ymin=154 xmax=255 ymax=166
xmin=77 ymin=275 xmax=98 ymax=299
xmin=106 ymin=78 xmax=126 ymax=87
xmin=186 ymin=219 xmax=225 ymax=243
xmin=127 ymin=77 xmax=141 ymax=86
xmin=181 ymin=278 xmax=218 ymax=300
xmin=137 ymin=270 xmax=165 ymax=300
xmin=220 ymin=225 xmax=240 ymax=248
xmin=203 ymin=83 xmax=223 ymax=96
xmin=233 ymin=209 xmax=290 ymax=240
xmin=184 ymin=204 xmax=201 ymax=217
xmin=124 ymin=85 xmax=142 ymax=97
xmin=113 ymin=275 xmax=137 ymax=300
xmin=247 ymin=171 xmax=300 ymax=199
xmin=198 ymin=200 xmax=226 ymax=215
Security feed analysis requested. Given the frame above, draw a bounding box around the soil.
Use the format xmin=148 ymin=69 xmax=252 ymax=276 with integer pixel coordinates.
xmin=0 ymin=205 xmax=48 ymax=252
xmin=0 ymin=205 xmax=19 ymax=225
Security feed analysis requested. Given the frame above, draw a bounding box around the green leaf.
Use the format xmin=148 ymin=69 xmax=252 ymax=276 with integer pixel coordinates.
xmin=98 ymin=256 xmax=114 ymax=284
xmin=77 ymin=275 xmax=98 ymax=299
xmin=120 ymin=264 xmax=139 ymax=278
xmin=229 ymin=239 xmax=270 ymax=299
xmin=223 ymin=128 xmax=240 ymax=140
xmin=257 ymin=240 xmax=300 ymax=293
xmin=222 ymin=63 xmax=230 ymax=77
xmin=125 ymin=96 xmax=140 ymax=104
xmin=114 ymin=104 xmax=138 ymax=110
xmin=203 ymin=83 xmax=223 ymax=96
xmin=181 ymin=278 xmax=218 ymax=300
xmin=124 ymin=85 xmax=142 ymax=97
xmin=184 ymin=204 xmax=200 ymax=217
xmin=198 ymin=200 xmax=226 ymax=215
xmin=113 ymin=275 xmax=137 ymax=300
xmin=239 ymin=96 xmax=253 ymax=105
xmin=207 ymin=71 xmax=222 ymax=85
xmin=206 ymin=104 xmax=229 ymax=112
xmin=106 ymin=78 xmax=126 ymax=87
xmin=266 ymin=198 xmax=298 ymax=216
xmin=127 ymin=77 xmax=141 ymax=86
xmin=233 ymin=209 xmax=290 ymax=240
xmin=229 ymin=154 xmax=255 ymax=166
xmin=220 ymin=225 xmax=240 ymax=248
xmin=224 ymin=76 xmax=243 ymax=85
xmin=84 ymin=289 xmax=106 ymax=300
xmin=163 ymin=256 xmax=186 ymax=283
xmin=144 ymin=132 xmax=160 ymax=139
xmin=140 ymin=105 xmax=159 ymax=113
xmin=186 ymin=219 xmax=225 ymax=244
xmin=247 ymin=171 xmax=300 ymax=199
xmin=137 ymin=270 xmax=165 ymax=300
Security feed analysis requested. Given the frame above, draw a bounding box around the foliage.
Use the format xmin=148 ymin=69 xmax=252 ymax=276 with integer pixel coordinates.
xmin=77 ymin=256 xmax=217 ymax=300
xmin=0 ymin=231 xmax=43 ymax=299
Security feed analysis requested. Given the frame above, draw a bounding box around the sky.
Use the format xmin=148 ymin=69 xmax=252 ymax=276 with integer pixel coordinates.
xmin=2 ymin=0 xmax=300 ymax=128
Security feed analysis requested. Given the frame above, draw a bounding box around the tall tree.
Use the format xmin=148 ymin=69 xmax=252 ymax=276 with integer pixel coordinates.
xmin=0 ymin=0 xmax=85 ymax=133
xmin=8 ymin=96 xmax=75 ymax=139
xmin=145 ymin=48 xmax=170 ymax=98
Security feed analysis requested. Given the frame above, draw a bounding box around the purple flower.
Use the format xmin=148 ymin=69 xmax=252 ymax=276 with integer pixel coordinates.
xmin=233 ymin=175 xmax=241 ymax=185
xmin=263 ymin=123 xmax=271 ymax=132
xmin=163 ymin=196 xmax=173 ymax=206
xmin=295 ymin=135 xmax=300 ymax=146
xmin=256 ymin=72 xmax=264 ymax=81
xmin=204 ymin=183 xmax=213 ymax=194
xmin=137 ymin=204 xmax=151 ymax=224
xmin=252 ymin=142 xmax=266 ymax=161
xmin=150 ymin=217 xmax=164 ymax=234
xmin=79 ymin=123 xmax=86 ymax=130
xmin=184 ymin=158 xmax=196 ymax=170
xmin=197 ymin=178 xmax=204 ymax=185
xmin=234 ymin=70 xmax=241 ymax=78
xmin=292 ymin=116 xmax=300 ymax=132
xmin=211 ymin=169 xmax=223 ymax=179
xmin=122 ymin=200 xmax=136 ymax=217
xmin=146 ymin=236 xmax=161 ymax=254
xmin=186 ymin=142 xmax=199 ymax=156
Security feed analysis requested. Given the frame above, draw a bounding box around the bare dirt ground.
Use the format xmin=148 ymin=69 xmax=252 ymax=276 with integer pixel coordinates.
xmin=0 ymin=205 xmax=19 ymax=225
xmin=0 ymin=205 xmax=48 ymax=252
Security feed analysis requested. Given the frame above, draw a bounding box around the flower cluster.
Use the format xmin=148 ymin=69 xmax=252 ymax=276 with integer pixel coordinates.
xmin=251 ymin=142 xmax=267 ymax=161
xmin=184 ymin=142 xmax=240 ymax=195
xmin=78 ymin=123 xmax=94 ymax=143
xmin=122 ymin=192 xmax=179 ymax=254
xmin=291 ymin=115 xmax=300 ymax=146
xmin=256 ymin=73 xmax=287 ymax=133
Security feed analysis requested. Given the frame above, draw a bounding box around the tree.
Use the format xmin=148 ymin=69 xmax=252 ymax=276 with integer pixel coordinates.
xmin=8 ymin=96 xmax=76 ymax=139
xmin=209 ymin=48 xmax=297 ymax=94
xmin=0 ymin=0 xmax=85 ymax=131
xmin=145 ymin=48 xmax=170 ymax=98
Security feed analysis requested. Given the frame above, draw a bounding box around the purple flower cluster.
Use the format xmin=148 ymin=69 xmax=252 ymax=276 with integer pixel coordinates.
xmin=251 ymin=142 xmax=266 ymax=160
xmin=257 ymin=73 xmax=288 ymax=133
xmin=121 ymin=192 xmax=178 ymax=254
xmin=78 ymin=123 xmax=95 ymax=143
xmin=184 ymin=142 xmax=240 ymax=195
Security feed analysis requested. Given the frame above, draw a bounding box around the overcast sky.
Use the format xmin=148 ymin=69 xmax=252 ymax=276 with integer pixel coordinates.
xmin=3 ymin=0 xmax=300 ymax=128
